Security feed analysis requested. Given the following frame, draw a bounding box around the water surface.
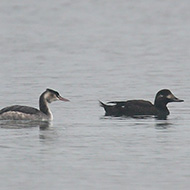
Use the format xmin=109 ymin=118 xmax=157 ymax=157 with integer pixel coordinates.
xmin=0 ymin=0 xmax=190 ymax=190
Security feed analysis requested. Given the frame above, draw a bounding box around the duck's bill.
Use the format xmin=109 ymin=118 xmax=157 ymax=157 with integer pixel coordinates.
xmin=167 ymin=94 xmax=184 ymax=102
xmin=58 ymin=95 xmax=70 ymax=101
xmin=172 ymin=97 xmax=184 ymax=102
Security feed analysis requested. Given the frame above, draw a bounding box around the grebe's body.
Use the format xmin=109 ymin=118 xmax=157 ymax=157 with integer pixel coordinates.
xmin=0 ymin=89 xmax=69 ymax=121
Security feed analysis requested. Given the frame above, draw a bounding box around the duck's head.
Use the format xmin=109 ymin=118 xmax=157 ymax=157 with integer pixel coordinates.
xmin=154 ymin=89 xmax=184 ymax=106
xmin=44 ymin=88 xmax=70 ymax=103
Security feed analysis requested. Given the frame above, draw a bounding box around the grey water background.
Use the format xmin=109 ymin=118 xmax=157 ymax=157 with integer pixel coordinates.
xmin=0 ymin=0 xmax=190 ymax=189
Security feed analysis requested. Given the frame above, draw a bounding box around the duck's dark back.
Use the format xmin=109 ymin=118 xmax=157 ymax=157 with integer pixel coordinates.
xmin=124 ymin=100 xmax=157 ymax=116
xmin=101 ymin=100 xmax=158 ymax=116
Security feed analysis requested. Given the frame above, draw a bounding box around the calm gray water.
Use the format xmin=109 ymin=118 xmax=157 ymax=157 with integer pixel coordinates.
xmin=0 ymin=0 xmax=190 ymax=189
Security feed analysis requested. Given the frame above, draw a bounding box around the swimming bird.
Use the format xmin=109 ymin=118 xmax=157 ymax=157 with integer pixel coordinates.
xmin=0 ymin=89 xmax=69 ymax=121
xmin=99 ymin=89 xmax=183 ymax=119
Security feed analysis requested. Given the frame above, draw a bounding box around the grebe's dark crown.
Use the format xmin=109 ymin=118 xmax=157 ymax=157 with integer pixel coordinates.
xmin=46 ymin=88 xmax=59 ymax=97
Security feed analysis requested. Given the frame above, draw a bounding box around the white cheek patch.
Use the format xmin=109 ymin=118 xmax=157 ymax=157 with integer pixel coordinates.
xmin=44 ymin=92 xmax=58 ymax=103
xmin=166 ymin=94 xmax=174 ymax=99
xmin=44 ymin=92 xmax=50 ymax=100
xmin=50 ymin=97 xmax=58 ymax=102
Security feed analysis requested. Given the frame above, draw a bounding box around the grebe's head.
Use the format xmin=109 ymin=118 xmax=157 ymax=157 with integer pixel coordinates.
xmin=45 ymin=89 xmax=70 ymax=103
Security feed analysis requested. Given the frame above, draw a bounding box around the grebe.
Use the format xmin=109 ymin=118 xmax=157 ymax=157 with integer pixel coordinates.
xmin=0 ymin=89 xmax=69 ymax=121
xmin=100 ymin=89 xmax=183 ymax=119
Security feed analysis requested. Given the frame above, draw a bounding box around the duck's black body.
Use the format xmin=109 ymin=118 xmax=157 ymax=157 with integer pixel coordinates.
xmin=100 ymin=89 xmax=183 ymax=119
xmin=0 ymin=89 xmax=69 ymax=121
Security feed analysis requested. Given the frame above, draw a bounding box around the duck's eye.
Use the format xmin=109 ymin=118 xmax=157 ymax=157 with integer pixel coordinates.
xmin=159 ymin=94 xmax=164 ymax=98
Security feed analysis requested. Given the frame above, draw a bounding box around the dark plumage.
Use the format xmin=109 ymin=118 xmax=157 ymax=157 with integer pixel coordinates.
xmin=100 ymin=89 xmax=184 ymax=119
xmin=0 ymin=105 xmax=40 ymax=115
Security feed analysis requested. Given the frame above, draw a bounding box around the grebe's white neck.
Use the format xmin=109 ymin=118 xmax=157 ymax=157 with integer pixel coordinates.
xmin=39 ymin=92 xmax=53 ymax=120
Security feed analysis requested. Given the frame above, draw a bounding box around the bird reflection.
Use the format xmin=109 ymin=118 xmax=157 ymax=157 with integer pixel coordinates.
xmin=39 ymin=121 xmax=52 ymax=130
xmin=155 ymin=121 xmax=173 ymax=129
xmin=0 ymin=120 xmax=51 ymax=129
